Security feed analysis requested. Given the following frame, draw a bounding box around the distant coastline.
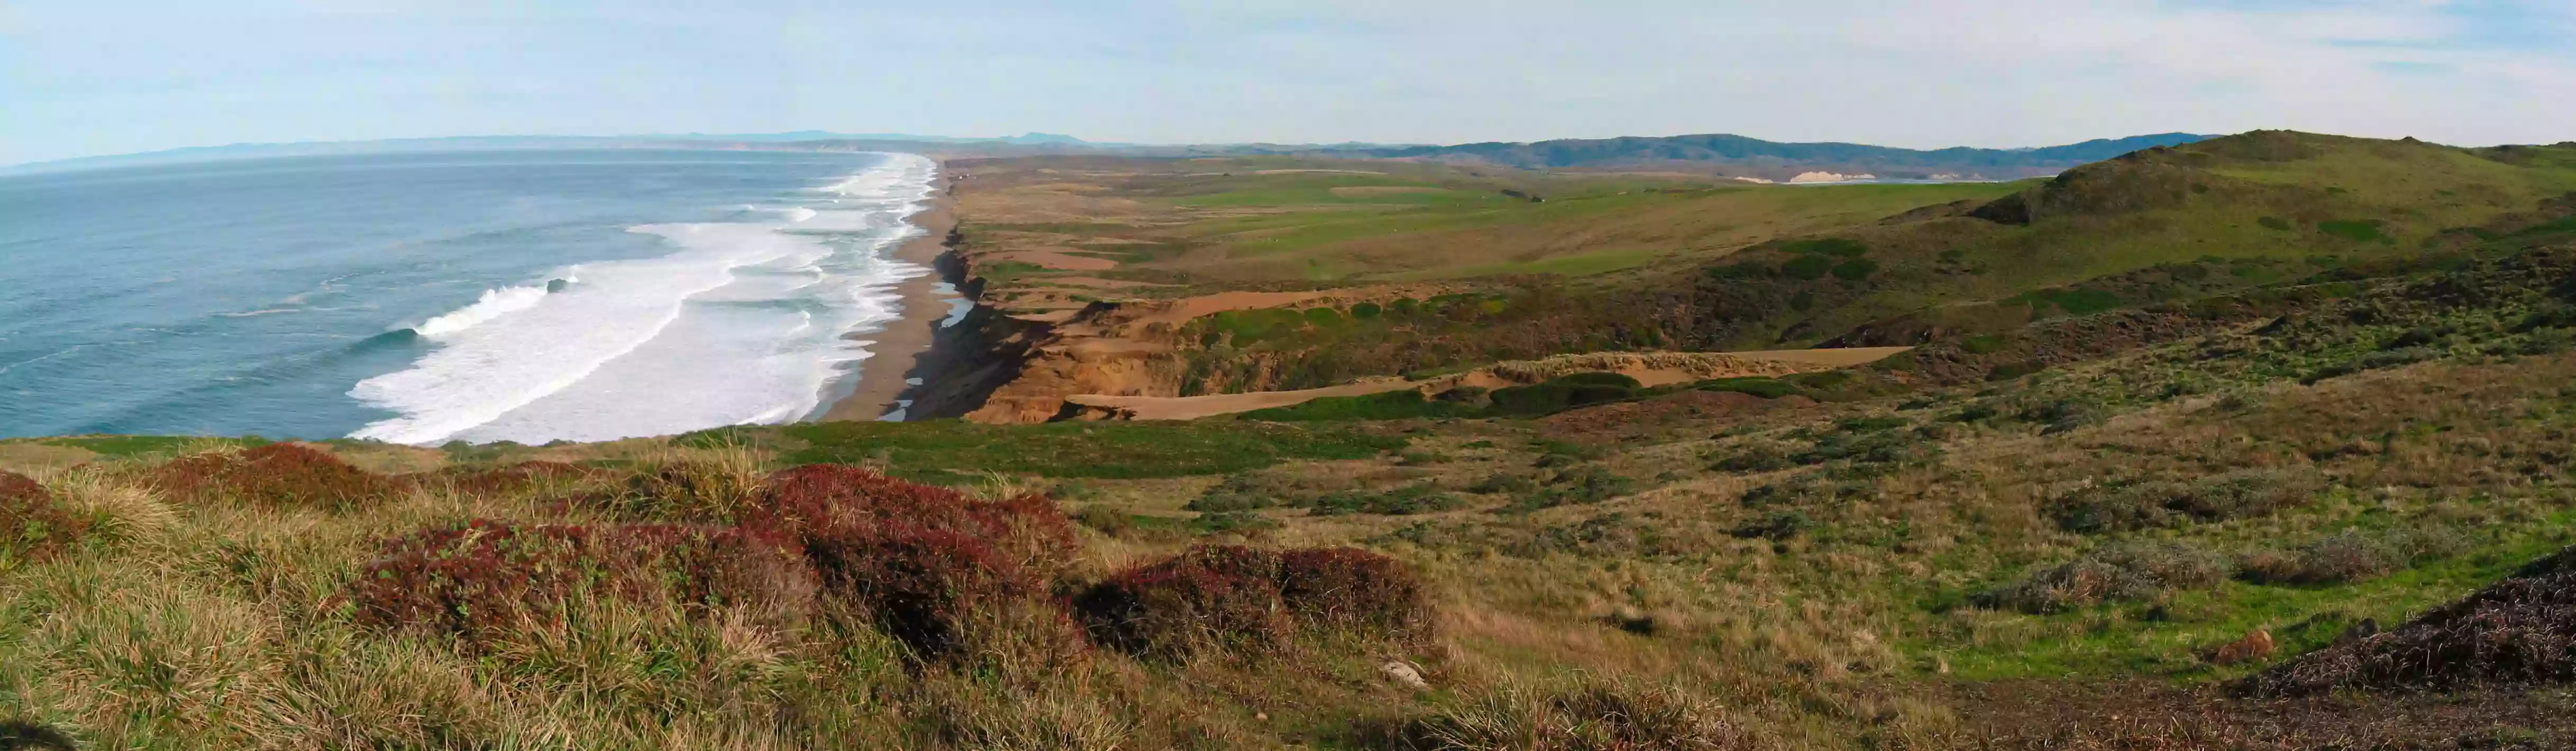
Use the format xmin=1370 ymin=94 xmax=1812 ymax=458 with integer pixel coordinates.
xmin=817 ymin=163 xmax=960 ymax=422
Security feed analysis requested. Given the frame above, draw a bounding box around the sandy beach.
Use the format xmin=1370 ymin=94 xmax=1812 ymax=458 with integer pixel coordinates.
xmin=817 ymin=169 xmax=959 ymax=422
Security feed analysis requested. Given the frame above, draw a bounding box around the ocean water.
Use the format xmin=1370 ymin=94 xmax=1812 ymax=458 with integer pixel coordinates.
xmin=0 ymin=149 xmax=936 ymax=444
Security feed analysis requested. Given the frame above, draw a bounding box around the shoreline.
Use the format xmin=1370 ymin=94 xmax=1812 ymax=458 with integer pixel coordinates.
xmin=817 ymin=166 xmax=958 ymax=423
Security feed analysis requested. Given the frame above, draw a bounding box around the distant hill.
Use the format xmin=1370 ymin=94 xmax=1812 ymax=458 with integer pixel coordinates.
xmin=1340 ymin=132 xmax=2216 ymax=180
xmin=6 ymin=129 xmax=2208 ymax=181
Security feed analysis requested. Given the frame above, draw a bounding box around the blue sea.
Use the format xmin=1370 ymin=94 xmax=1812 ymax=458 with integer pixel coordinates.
xmin=0 ymin=149 xmax=937 ymax=444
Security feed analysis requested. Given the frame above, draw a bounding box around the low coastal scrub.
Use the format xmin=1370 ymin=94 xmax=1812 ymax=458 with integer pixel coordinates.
xmin=1395 ymin=678 xmax=1762 ymax=751
xmin=751 ymin=419 xmax=1409 ymax=480
xmin=344 ymin=520 xmax=816 ymax=640
xmin=2044 ymin=469 xmax=2319 ymax=533
xmin=1975 ymin=542 xmax=2233 ymax=614
xmin=143 ymin=442 xmax=408 ymax=510
xmin=1073 ymin=544 xmax=1429 ymax=657
xmin=0 ymin=470 xmax=84 ymax=561
xmin=1240 ymin=372 xmax=1808 ymax=424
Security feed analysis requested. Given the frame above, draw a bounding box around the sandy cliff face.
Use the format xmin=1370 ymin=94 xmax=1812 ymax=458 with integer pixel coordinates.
xmin=924 ymin=301 xmax=1188 ymax=424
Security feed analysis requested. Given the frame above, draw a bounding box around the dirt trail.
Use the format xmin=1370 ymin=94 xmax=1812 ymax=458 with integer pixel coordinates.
xmin=1060 ymin=348 xmax=1911 ymax=421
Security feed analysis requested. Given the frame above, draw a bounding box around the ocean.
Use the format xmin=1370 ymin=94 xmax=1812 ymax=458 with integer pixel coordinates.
xmin=0 ymin=149 xmax=937 ymax=444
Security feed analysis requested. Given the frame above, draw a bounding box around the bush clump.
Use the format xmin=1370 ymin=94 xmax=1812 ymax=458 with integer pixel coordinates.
xmin=750 ymin=464 xmax=1080 ymax=657
xmin=1692 ymin=376 xmax=1798 ymax=399
xmin=1 ymin=471 xmax=86 ymax=561
xmin=1487 ymin=376 xmax=1641 ymax=416
xmin=2243 ymin=546 xmax=2576 ymax=697
xmin=1707 ymin=439 xmax=1799 ymax=473
xmin=1499 ymin=465 xmax=1637 ymax=513
xmin=2235 ymin=527 xmax=2463 ymax=586
xmin=1976 ymin=542 xmax=2232 ymax=614
xmin=1187 ymin=472 xmax=1293 ymax=512
xmin=1074 ymin=545 xmax=1427 ymax=657
xmin=1311 ymin=484 xmax=1467 ymax=516
xmin=1400 ymin=679 xmax=1757 ymax=751
xmin=147 ymin=443 xmax=409 ymax=510
xmin=2047 ymin=469 xmax=2318 ymax=533
xmin=344 ymin=520 xmax=816 ymax=640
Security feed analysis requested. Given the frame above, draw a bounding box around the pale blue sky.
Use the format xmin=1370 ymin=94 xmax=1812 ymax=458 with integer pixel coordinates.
xmin=5 ymin=1 xmax=2572 ymax=166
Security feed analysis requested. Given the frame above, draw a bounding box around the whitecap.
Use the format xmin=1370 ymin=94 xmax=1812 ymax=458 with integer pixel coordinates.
xmin=412 ymin=285 xmax=550 ymax=337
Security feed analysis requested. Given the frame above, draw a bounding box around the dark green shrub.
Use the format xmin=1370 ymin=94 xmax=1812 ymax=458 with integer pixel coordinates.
xmin=1350 ymin=301 xmax=1382 ymax=319
xmin=1708 ymin=441 xmax=1798 ymax=473
xmin=1730 ymin=510 xmax=1812 ymax=540
xmin=1792 ymin=429 xmax=1933 ymax=468
xmin=1781 ymin=254 xmax=1834 ymax=280
xmin=1468 ymin=472 xmax=1539 ymax=494
xmin=1487 ymin=382 xmax=1635 ymax=416
xmin=2318 ymin=219 xmax=2391 ymax=243
xmin=1834 ymin=416 xmax=1909 ymax=432
xmin=2048 ymin=469 xmax=2317 ymax=533
xmin=1975 ymin=542 xmax=2231 ymax=614
xmin=1552 ymin=371 xmax=1642 ymax=389
xmin=1830 ymin=258 xmax=1879 ymax=281
xmin=1706 ymin=261 xmax=1772 ymax=279
xmin=1310 ymin=484 xmax=1467 ymax=516
xmin=2259 ymin=216 xmax=2295 ymax=231
xmin=1192 ymin=510 xmax=1280 ymax=535
xmin=1186 ymin=472 xmax=1294 ymax=512
xmin=1694 ymin=377 xmax=1797 ymax=398
xmin=1783 ymin=238 xmax=1869 ymax=257
xmin=1500 ymin=465 xmax=1637 ymax=512
xmin=1988 ymin=360 xmax=2050 ymax=380
xmin=2236 ymin=527 xmax=2463 ymax=585
xmin=1788 ymin=371 xmax=1852 ymax=389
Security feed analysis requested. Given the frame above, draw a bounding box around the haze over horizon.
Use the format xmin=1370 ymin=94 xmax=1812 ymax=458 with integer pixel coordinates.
xmin=6 ymin=1 xmax=2575 ymax=166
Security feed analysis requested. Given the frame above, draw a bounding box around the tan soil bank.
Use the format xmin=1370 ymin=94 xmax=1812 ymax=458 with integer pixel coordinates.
xmin=1059 ymin=348 xmax=1912 ymax=422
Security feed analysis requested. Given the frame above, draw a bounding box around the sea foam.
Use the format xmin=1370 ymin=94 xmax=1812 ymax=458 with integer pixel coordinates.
xmin=349 ymin=153 xmax=938 ymax=445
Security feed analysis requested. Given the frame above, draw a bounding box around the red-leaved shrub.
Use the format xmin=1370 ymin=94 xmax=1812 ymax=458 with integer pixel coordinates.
xmin=1075 ymin=545 xmax=1293 ymax=657
xmin=343 ymin=519 xmax=815 ymax=639
xmin=750 ymin=464 xmax=1082 ymax=658
xmin=1 ymin=471 xmax=86 ymax=561
xmin=149 ymin=443 xmax=408 ymax=510
xmin=1277 ymin=547 xmax=1432 ymax=637
xmin=1075 ymin=545 xmax=1429 ymax=657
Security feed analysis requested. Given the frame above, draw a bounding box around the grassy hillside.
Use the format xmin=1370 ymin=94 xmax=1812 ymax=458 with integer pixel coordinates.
xmin=14 ymin=131 xmax=2576 ymax=749
xmin=15 ymin=236 xmax=2576 ymax=747
xmin=1143 ymin=133 xmax=2576 ymax=393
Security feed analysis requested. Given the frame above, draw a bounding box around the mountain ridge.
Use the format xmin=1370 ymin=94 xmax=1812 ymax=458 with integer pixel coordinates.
xmin=5 ymin=130 xmax=2210 ymax=180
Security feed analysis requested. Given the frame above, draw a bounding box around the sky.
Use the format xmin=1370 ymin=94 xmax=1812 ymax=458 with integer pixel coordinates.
xmin=4 ymin=0 xmax=2574 ymax=166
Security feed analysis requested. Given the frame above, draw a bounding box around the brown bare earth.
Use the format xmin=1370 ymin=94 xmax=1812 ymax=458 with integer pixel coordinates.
xmin=1061 ymin=349 xmax=1907 ymax=421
